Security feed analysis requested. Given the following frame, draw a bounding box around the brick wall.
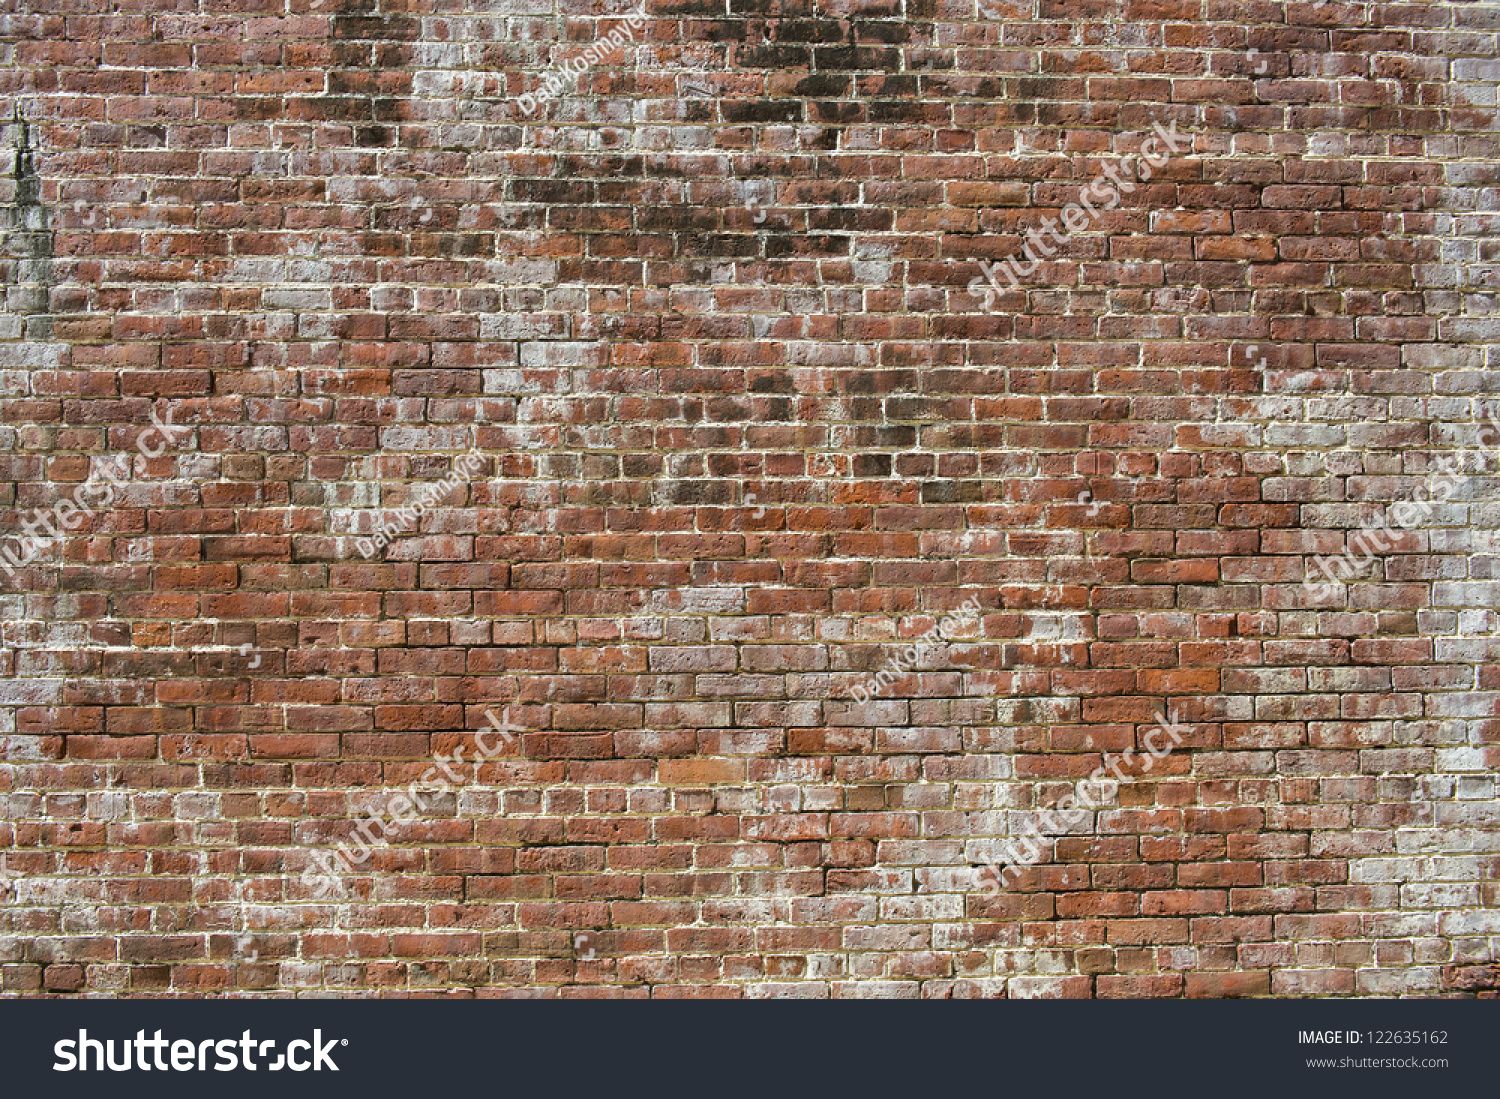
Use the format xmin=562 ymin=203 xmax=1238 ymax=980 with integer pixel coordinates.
xmin=1 ymin=0 xmax=1497 ymax=997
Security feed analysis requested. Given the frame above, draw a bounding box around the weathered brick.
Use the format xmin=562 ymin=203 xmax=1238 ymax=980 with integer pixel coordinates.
xmin=0 ymin=0 xmax=1492 ymax=1002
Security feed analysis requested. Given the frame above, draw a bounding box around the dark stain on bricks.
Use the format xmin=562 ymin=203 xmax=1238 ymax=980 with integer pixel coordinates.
xmin=1 ymin=108 xmax=54 ymax=337
xmin=327 ymin=0 xmax=418 ymax=137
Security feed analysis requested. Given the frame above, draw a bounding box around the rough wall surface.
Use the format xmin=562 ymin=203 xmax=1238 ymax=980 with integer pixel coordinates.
xmin=1 ymin=0 xmax=1498 ymax=998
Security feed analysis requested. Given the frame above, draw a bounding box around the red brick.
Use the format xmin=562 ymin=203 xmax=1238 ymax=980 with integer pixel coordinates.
xmin=0 ymin=3 xmax=1486 ymax=1003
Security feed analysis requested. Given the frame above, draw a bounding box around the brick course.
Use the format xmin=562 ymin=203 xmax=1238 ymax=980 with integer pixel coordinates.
xmin=0 ymin=0 xmax=1497 ymax=997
